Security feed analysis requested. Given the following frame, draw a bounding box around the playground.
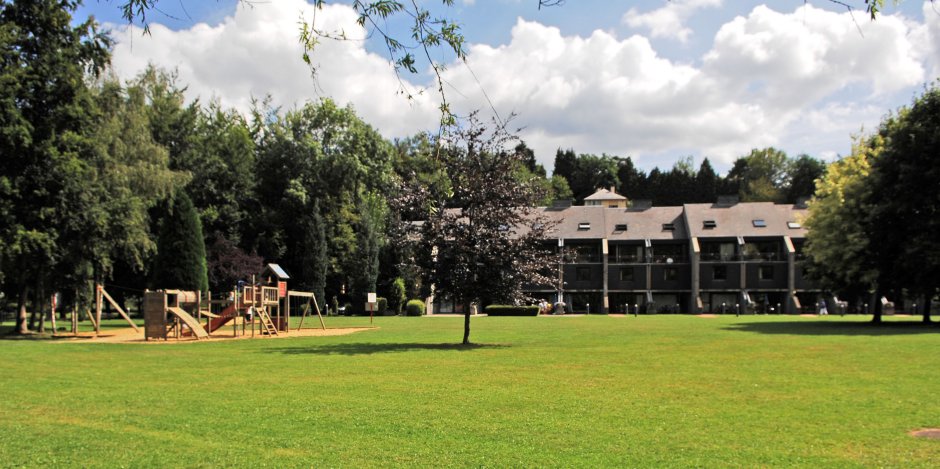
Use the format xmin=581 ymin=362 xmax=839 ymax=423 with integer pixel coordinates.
xmin=32 ymin=263 xmax=374 ymax=343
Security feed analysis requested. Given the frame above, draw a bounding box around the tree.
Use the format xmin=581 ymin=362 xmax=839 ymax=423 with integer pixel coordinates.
xmin=803 ymin=136 xmax=880 ymax=320
xmin=151 ymin=192 xmax=209 ymax=292
xmin=301 ymin=200 xmax=328 ymax=309
xmin=566 ymin=153 xmax=619 ymax=203
xmin=728 ymin=147 xmax=792 ymax=202
xmin=0 ymin=0 xmax=110 ymax=334
xmin=616 ymin=156 xmax=645 ymax=200
xmin=206 ymin=233 xmax=263 ymax=292
xmin=695 ymin=158 xmax=719 ymax=203
xmin=399 ymin=115 xmax=556 ymax=344
xmin=786 ymin=154 xmax=826 ymax=203
xmin=553 ymin=148 xmax=577 ymax=181
xmin=866 ymin=84 xmax=940 ymax=323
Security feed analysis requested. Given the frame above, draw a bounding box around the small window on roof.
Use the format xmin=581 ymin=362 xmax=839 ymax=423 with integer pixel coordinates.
xmin=498 ymin=224 xmax=509 ymax=232
xmin=614 ymin=223 xmax=628 ymax=232
xmin=787 ymin=221 xmax=801 ymax=229
xmin=578 ymin=222 xmax=591 ymax=231
xmin=662 ymin=223 xmax=676 ymax=231
xmin=703 ymin=220 xmax=717 ymax=229
xmin=753 ymin=219 xmax=767 ymax=228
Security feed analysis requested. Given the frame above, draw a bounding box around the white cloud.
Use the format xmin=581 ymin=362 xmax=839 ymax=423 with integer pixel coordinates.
xmin=622 ymin=0 xmax=722 ymax=43
xmin=109 ymin=0 xmax=438 ymax=138
xmin=104 ymin=2 xmax=934 ymax=173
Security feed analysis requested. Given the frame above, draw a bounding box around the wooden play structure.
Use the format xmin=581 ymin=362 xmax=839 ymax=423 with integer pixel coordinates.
xmin=144 ymin=263 xmax=326 ymax=341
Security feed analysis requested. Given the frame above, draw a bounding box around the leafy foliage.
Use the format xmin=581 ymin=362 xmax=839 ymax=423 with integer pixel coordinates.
xmin=151 ymin=192 xmax=209 ymax=292
xmin=397 ymin=114 xmax=556 ymax=343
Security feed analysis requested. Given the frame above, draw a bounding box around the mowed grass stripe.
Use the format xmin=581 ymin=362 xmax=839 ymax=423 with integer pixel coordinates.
xmin=0 ymin=315 xmax=937 ymax=467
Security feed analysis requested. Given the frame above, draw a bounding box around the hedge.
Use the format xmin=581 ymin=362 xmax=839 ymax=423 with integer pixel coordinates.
xmin=484 ymin=305 xmax=540 ymax=316
xmin=405 ymin=299 xmax=426 ymax=316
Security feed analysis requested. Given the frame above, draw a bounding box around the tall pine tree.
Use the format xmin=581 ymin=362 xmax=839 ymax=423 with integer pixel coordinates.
xmin=151 ymin=192 xmax=209 ymax=292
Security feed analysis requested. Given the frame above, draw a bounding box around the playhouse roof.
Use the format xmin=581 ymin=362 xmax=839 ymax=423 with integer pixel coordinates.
xmin=264 ymin=263 xmax=290 ymax=280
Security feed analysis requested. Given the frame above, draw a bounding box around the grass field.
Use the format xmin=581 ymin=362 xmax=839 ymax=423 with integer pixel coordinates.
xmin=1 ymin=315 xmax=938 ymax=467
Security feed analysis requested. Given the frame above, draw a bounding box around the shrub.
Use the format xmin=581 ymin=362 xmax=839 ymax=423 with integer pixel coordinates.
xmin=405 ymin=299 xmax=426 ymax=316
xmin=377 ymin=297 xmax=388 ymax=315
xmin=388 ymin=277 xmax=406 ymax=314
xmin=484 ymin=305 xmax=540 ymax=316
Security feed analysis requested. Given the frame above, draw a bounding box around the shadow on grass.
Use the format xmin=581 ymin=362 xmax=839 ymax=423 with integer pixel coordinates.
xmin=268 ymin=342 xmax=509 ymax=356
xmin=724 ymin=320 xmax=939 ymax=336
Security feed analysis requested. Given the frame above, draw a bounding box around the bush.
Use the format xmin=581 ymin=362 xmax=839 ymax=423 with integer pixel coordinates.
xmin=405 ymin=299 xmax=426 ymax=316
xmin=484 ymin=305 xmax=540 ymax=316
xmin=377 ymin=297 xmax=388 ymax=315
xmin=388 ymin=277 xmax=406 ymax=314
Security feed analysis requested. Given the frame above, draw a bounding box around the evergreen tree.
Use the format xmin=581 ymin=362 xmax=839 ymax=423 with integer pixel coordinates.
xmin=695 ymin=158 xmax=719 ymax=203
xmin=301 ymin=200 xmax=328 ymax=309
xmin=616 ymin=156 xmax=645 ymax=200
xmin=151 ymin=192 xmax=209 ymax=292
xmin=553 ymin=148 xmax=577 ymax=181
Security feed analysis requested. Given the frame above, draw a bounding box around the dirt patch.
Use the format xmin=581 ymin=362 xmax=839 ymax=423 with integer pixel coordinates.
xmin=696 ymin=314 xmax=718 ymax=318
xmin=910 ymin=428 xmax=940 ymax=439
xmin=52 ymin=326 xmax=374 ymax=344
xmin=799 ymin=314 xmax=818 ymax=318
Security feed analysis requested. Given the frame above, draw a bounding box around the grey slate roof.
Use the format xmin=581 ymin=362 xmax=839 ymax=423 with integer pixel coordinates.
xmin=683 ymin=202 xmax=808 ymax=238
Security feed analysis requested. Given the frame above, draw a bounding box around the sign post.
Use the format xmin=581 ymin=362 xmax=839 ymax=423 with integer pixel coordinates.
xmin=367 ymin=292 xmax=377 ymax=324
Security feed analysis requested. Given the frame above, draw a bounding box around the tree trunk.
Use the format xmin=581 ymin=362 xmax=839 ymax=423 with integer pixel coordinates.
xmin=871 ymin=290 xmax=882 ymax=324
xmin=462 ymin=302 xmax=471 ymax=345
xmin=924 ymin=292 xmax=932 ymax=323
xmin=36 ymin=283 xmax=45 ymax=334
xmin=14 ymin=285 xmax=30 ymax=334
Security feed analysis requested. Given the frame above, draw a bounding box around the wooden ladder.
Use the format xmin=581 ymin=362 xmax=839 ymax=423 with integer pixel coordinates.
xmin=256 ymin=307 xmax=279 ymax=336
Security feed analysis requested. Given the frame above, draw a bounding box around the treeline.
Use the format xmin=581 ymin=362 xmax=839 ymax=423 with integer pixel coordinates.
xmin=0 ymin=1 xmax=833 ymax=332
xmin=548 ymin=147 xmax=826 ymax=206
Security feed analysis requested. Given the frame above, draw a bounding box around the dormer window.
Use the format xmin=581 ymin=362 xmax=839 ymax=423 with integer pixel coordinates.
xmin=614 ymin=223 xmax=628 ymax=232
xmin=787 ymin=221 xmax=801 ymax=229
xmin=752 ymin=219 xmax=767 ymax=228
xmin=703 ymin=220 xmax=717 ymax=229
xmin=662 ymin=223 xmax=675 ymax=231
xmin=578 ymin=222 xmax=591 ymax=231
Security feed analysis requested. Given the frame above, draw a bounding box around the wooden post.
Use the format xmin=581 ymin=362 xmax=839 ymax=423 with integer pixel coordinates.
xmin=314 ymin=295 xmax=326 ymax=330
xmin=84 ymin=308 xmax=98 ymax=331
xmin=71 ymin=304 xmax=78 ymax=335
xmin=94 ymin=284 xmax=102 ymax=336
xmin=99 ymin=286 xmax=140 ymax=332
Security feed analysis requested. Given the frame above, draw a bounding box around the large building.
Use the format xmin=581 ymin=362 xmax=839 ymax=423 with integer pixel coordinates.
xmin=530 ymin=195 xmax=818 ymax=314
xmin=431 ymin=193 xmax=821 ymax=315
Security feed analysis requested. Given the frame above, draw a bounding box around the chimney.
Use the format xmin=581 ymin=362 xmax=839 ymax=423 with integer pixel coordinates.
xmin=609 ymin=186 xmax=616 ymax=193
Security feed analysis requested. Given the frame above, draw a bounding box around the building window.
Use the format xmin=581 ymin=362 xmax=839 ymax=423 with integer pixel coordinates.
xmin=614 ymin=223 xmax=628 ymax=232
xmin=576 ymin=267 xmax=592 ymax=281
xmin=787 ymin=221 xmax=801 ymax=229
xmin=566 ymin=244 xmax=600 ymax=263
xmin=663 ymin=267 xmax=678 ymax=281
xmin=712 ymin=265 xmax=727 ymax=281
xmin=577 ymin=222 xmax=590 ymax=231
xmin=662 ymin=223 xmax=676 ymax=231
xmin=614 ymin=244 xmax=643 ymax=263
xmin=703 ymin=220 xmax=717 ymax=229
xmin=619 ymin=268 xmax=634 ymax=282
xmin=752 ymin=219 xmax=767 ymax=228
xmin=758 ymin=265 xmax=774 ymax=280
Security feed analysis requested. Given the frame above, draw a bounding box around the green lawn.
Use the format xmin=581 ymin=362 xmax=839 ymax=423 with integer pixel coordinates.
xmin=1 ymin=315 xmax=938 ymax=467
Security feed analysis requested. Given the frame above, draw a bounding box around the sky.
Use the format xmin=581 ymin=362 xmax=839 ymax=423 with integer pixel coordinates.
xmin=75 ymin=1 xmax=940 ymax=174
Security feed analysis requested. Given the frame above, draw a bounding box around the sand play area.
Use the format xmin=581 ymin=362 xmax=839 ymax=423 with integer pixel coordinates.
xmin=52 ymin=326 xmax=375 ymax=344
